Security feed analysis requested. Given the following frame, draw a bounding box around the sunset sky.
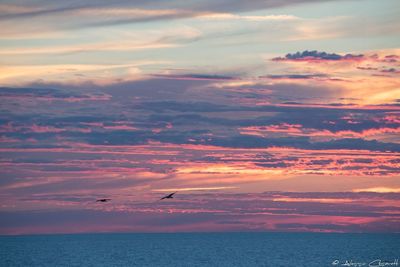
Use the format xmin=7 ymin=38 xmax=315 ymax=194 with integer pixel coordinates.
xmin=0 ymin=0 xmax=399 ymax=234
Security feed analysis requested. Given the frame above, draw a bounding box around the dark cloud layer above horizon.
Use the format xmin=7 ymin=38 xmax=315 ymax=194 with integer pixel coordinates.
xmin=1 ymin=191 xmax=399 ymax=234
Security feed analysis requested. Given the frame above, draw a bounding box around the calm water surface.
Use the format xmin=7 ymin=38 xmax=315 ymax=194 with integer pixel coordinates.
xmin=1 ymin=232 xmax=399 ymax=266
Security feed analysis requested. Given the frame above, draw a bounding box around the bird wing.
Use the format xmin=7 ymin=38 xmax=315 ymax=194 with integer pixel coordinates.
xmin=160 ymin=192 xmax=177 ymax=200
xmin=96 ymin=198 xmax=111 ymax=202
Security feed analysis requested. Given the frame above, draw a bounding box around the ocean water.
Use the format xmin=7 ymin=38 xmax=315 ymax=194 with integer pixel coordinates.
xmin=0 ymin=232 xmax=399 ymax=267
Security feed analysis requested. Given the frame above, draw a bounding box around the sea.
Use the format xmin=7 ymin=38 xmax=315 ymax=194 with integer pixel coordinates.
xmin=1 ymin=232 xmax=399 ymax=267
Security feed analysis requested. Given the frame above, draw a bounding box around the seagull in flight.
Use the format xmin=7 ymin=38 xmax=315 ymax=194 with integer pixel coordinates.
xmin=160 ymin=192 xmax=176 ymax=200
xmin=96 ymin=198 xmax=111 ymax=202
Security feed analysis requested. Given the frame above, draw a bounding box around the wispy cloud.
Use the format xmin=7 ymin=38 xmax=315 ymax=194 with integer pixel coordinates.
xmin=0 ymin=41 xmax=178 ymax=55
xmin=352 ymin=187 xmax=400 ymax=193
xmin=152 ymin=186 xmax=237 ymax=192
xmin=197 ymin=13 xmax=299 ymax=21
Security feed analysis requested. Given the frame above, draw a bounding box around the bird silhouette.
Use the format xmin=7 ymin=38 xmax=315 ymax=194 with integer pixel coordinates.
xmin=160 ymin=192 xmax=176 ymax=200
xmin=96 ymin=198 xmax=111 ymax=202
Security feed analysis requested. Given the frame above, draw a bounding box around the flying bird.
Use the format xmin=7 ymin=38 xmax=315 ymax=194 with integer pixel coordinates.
xmin=160 ymin=192 xmax=176 ymax=200
xmin=96 ymin=198 xmax=111 ymax=202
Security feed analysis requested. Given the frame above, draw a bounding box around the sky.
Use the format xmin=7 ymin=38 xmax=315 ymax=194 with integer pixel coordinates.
xmin=0 ymin=0 xmax=399 ymax=234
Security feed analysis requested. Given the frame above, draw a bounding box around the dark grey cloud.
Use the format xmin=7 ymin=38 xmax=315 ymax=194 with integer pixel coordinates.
xmin=0 ymin=87 xmax=83 ymax=99
xmin=273 ymin=50 xmax=364 ymax=61
xmin=209 ymin=81 xmax=343 ymax=101
xmin=381 ymin=68 xmax=399 ymax=74
xmin=0 ymin=87 xmax=110 ymax=104
xmin=138 ymin=101 xmax=235 ymax=112
xmin=357 ymin=66 xmax=378 ymax=71
xmin=140 ymin=101 xmax=399 ymax=132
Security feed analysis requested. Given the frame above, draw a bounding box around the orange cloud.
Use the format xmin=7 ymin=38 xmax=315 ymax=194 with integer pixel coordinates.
xmin=352 ymin=187 xmax=400 ymax=193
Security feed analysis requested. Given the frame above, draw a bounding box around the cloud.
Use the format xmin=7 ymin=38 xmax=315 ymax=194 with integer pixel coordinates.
xmin=1 ymin=75 xmax=399 ymax=234
xmin=272 ymin=50 xmax=364 ymax=62
xmin=197 ymin=13 xmax=299 ymax=21
xmin=153 ymin=186 xmax=237 ymax=192
xmin=206 ymin=136 xmax=400 ymax=152
xmin=1 ymin=83 xmax=399 ymax=155
xmin=381 ymin=68 xmax=400 ymax=74
xmin=0 ymin=1 xmax=343 ymax=42
xmin=0 ymin=87 xmax=111 ymax=102
xmin=0 ymin=1 xmax=345 ymax=21
xmin=1 ymin=191 xmax=399 ymax=234
xmin=0 ymin=63 xmax=159 ymax=86
xmin=0 ymin=40 xmax=178 ymax=55
xmin=150 ymin=73 xmax=237 ymax=81
xmin=261 ymin=74 xmax=328 ymax=80
xmin=352 ymin=187 xmax=400 ymax=193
